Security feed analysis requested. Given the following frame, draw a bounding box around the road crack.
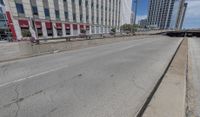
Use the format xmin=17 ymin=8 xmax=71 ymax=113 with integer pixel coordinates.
xmin=131 ymin=77 xmax=146 ymax=92
xmin=14 ymin=85 xmax=20 ymax=117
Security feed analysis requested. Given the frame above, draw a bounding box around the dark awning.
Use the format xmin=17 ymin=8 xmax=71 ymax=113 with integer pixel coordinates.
xmin=18 ymin=20 xmax=29 ymax=28
xmin=65 ymin=24 xmax=70 ymax=29
xmin=35 ymin=21 xmax=42 ymax=29
xmin=80 ymin=24 xmax=85 ymax=30
xmin=86 ymin=25 xmax=90 ymax=30
xmin=56 ymin=23 xmax=62 ymax=29
xmin=73 ymin=24 xmax=78 ymax=30
xmin=45 ymin=22 xmax=52 ymax=29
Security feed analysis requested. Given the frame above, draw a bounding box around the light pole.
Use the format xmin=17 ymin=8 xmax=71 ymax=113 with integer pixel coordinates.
xmin=134 ymin=0 xmax=138 ymax=25
xmin=29 ymin=0 xmax=38 ymax=39
xmin=131 ymin=0 xmax=138 ymax=34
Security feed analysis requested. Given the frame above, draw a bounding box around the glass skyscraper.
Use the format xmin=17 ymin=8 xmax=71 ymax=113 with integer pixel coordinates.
xmin=147 ymin=0 xmax=187 ymax=30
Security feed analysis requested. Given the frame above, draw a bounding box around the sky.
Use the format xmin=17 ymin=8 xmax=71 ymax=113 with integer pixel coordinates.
xmin=133 ymin=0 xmax=200 ymax=29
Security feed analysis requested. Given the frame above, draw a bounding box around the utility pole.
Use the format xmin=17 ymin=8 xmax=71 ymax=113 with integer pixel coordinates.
xmin=29 ymin=0 xmax=38 ymax=39
xmin=131 ymin=0 xmax=138 ymax=34
xmin=134 ymin=0 xmax=138 ymax=25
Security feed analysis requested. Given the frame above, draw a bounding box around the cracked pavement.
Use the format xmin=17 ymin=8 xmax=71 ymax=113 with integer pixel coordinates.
xmin=0 ymin=36 xmax=182 ymax=117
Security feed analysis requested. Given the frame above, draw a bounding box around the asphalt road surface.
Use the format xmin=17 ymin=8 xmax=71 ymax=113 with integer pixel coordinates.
xmin=0 ymin=36 xmax=181 ymax=117
xmin=188 ymin=38 xmax=200 ymax=116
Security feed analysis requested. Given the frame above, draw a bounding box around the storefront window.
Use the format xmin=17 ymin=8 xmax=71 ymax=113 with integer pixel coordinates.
xmin=57 ymin=29 xmax=62 ymax=36
xmin=37 ymin=28 xmax=43 ymax=37
xmin=66 ymin=29 xmax=70 ymax=35
xmin=47 ymin=29 xmax=53 ymax=36
xmin=21 ymin=28 xmax=31 ymax=37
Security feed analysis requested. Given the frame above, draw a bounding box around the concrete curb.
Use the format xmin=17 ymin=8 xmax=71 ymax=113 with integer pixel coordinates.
xmin=140 ymin=38 xmax=187 ymax=117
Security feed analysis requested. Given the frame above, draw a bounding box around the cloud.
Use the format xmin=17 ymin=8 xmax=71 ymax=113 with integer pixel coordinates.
xmin=136 ymin=15 xmax=147 ymax=24
xmin=183 ymin=1 xmax=200 ymax=29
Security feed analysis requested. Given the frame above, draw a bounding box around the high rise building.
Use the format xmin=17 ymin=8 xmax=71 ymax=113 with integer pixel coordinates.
xmin=2 ymin=0 xmax=130 ymax=41
xmin=147 ymin=0 xmax=187 ymax=30
xmin=170 ymin=0 xmax=187 ymax=30
xmin=120 ymin=0 xmax=133 ymax=25
xmin=130 ymin=11 xmax=135 ymax=25
xmin=0 ymin=0 xmax=12 ymax=41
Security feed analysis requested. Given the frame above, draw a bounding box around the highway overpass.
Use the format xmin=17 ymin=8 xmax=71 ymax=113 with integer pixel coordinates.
xmin=165 ymin=29 xmax=200 ymax=37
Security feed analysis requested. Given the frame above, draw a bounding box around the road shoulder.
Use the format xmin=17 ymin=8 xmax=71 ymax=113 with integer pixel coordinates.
xmin=186 ymin=38 xmax=200 ymax=117
xmin=142 ymin=38 xmax=187 ymax=117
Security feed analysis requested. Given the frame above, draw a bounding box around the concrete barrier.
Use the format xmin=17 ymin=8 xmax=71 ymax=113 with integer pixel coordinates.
xmin=0 ymin=36 xmax=150 ymax=62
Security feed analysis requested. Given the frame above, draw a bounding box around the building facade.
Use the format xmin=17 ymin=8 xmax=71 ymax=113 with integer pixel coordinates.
xmin=171 ymin=0 xmax=187 ymax=30
xmin=120 ymin=0 xmax=133 ymax=25
xmin=3 ymin=0 xmax=124 ymax=41
xmin=147 ymin=0 xmax=187 ymax=30
xmin=0 ymin=0 xmax=12 ymax=41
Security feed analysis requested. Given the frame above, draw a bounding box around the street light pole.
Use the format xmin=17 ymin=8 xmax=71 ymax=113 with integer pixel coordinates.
xmin=134 ymin=0 xmax=138 ymax=25
xmin=29 ymin=0 xmax=38 ymax=39
xmin=131 ymin=0 xmax=138 ymax=34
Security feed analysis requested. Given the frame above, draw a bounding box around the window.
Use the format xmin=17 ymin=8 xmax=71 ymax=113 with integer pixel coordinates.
xmin=73 ymin=13 xmax=76 ymax=22
xmin=55 ymin=10 xmax=60 ymax=20
xmin=32 ymin=6 xmax=38 ymax=15
xmin=47 ymin=29 xmax=53 ymax=36
xmin=37 ymin=29 xmax=43 ymax=37
xmin=44 ymin=8 xmax=50 ymax=18
xmin=0 ymin=0 xmax=4 ymax=5
xmin=80 ymin=14 xmax=83 ymax=22
xmin=0 ymin=8 xmax=3 ymax=14
xmin=66 ymin=29 xmax=70 ymax=35
xmin=0 ymin=21 xmax=7 ymax=28
xmin=79 ymin=0 xmax=82 ymax=6
xmin=65 ymin=12 xmax=68 ymax=20
xmin=85 ymin=0 xmax=88 ymax=7
xmin=86 ymin=15 xmax=89 ymax=20
xmin=57 ymin=29 xmax=63 ymax=36
xmin=91 ymin=2 xmax=94 ymax=8
xmin=16 ymin=3 xmax=25 ymax=14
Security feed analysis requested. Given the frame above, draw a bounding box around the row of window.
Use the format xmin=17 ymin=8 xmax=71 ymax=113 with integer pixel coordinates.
xmin=0 ymin=0 xmax=4 ymax=5
xmin=0 ymin=7 xmax=3 ymax=14
xmin=21 ymin=25 xmax=71 ymax=37
xmin=15 ymin=0 xmax=119 ymax=26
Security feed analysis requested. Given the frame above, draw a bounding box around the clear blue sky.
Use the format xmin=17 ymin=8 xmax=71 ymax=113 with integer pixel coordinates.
xmin=132 ymin=0 xmax=200 ymax=29
xmin=132 ymin=0 xmax=148 ymax=16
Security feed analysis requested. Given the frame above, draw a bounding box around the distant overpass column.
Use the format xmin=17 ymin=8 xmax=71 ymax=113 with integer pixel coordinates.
xmin=179 ymin=3 xmax=187 ymax=29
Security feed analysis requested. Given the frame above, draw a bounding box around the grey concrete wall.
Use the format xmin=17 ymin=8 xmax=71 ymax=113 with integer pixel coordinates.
xmin=0 ymin=36 xmax=149 ymax=62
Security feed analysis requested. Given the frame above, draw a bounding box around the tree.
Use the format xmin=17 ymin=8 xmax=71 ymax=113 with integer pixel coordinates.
xmin=120 ymin=24 xmax=139 ymax=33
xmin=80 ymin=29 xmax=86 ymax=34
xmin=110 ymin=27 xmax=116 ymax=35
xmin=22 ymin=30 xmax=31 ymax=37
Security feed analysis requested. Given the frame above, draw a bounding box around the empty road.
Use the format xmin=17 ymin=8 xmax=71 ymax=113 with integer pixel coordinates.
xmin=0 ymin=36 xmax=181 ymax=117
